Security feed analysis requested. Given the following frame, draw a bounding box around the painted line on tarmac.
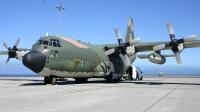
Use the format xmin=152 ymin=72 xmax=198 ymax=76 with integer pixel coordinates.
xmin=116 ymin=84 xmax=135 ymax=87
xmin=57 ymin=88 xmax=98 ymax=94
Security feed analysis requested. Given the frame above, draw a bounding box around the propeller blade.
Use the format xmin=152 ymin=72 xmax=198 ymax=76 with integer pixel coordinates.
xmin=129 ymin=37 xmax=141 ymax=45
xmin=16 ymin=54 xmax=22 ymax=61
xmin=124 ymin=54 xmax=130 ymax=66
xmin=5 ymin=57 xmax=10 ymax=65
xmin=175 ymin=52 xmax=182 ymax=64
xmin=0 ymin=51 xmax=8 ymax=54
xmin=167 ymin=22 xmax=174 ymax=34
xmin=183 ymin=35 xmax=198 ymax=42
xmin=114 ymin=28 xmax=122 ymax=39
xmin=153 ymin=44 xmax=166 ymax=51
xmin=3 ymin=42 xmax=9 ymax=49
xmin=105 ymin=48 xmax=115 ymax=55
xmin=14 ymin=38 xmax=20 ymax=47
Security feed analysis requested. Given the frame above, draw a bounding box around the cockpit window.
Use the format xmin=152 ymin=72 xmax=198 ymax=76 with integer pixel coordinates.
xmin=49 ymin=42 xmax=52 ymax=46
xmin=57 ymin=43 xmax=61 ymax=47
xmin=42 ymin=40 xmax=49 ymax=45
xmin=53 ymin=42 xmax=57 ymax=47
xmin=49 ymin=39 xmax=61 ymax=47
xmin=35 ymin=40 xmax=43 ymax=45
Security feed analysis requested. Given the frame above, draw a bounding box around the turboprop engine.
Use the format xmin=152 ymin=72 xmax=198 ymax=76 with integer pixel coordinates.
xmin=126 ymin=46 xmax=135 ymax=56
xmin=148 ymin=52 xmax=166 ymax=64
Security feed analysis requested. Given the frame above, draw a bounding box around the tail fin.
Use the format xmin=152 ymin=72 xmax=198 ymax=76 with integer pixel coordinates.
xmin=125 ymin=17 xmax=134 ymax=43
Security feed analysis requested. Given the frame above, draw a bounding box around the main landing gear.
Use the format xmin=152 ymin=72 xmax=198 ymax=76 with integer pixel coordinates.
xmin=44 ymin=75 xmax=57 ymax=85
xmin=75 ymin=78 xmax=88 ymax=83
xmin=106 ymin=73 xmax=120 ymax=83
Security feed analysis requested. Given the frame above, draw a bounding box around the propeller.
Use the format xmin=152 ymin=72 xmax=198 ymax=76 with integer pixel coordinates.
xmin=105 ymin=28 xmax=141 ymax=66
xmin=3 ymin=38 xmax=22 ymax=65
xmin=153 ymin=22 xmax=198 ymax=64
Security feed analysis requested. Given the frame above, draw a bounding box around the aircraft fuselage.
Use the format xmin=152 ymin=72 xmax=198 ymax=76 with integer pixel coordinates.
xmin=23 ymin=36 xmax=136 ymax=79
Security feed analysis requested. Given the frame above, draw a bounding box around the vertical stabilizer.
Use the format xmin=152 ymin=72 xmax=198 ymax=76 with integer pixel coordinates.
xmin=125 ymin=17 xmax=134 ymax=43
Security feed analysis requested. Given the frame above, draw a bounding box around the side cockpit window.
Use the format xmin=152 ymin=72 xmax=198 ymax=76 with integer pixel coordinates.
xmin=50 ymin=50 xmax=58 ymax=58
xmin=35 ymin=40 xmax=43 ymax=45
xmin=49 ymin=39 xmax=61 ymax=47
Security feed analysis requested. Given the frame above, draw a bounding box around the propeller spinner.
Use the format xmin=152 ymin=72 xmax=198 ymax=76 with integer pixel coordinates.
xmin=105 ymin=28 xmax=141 ymax=66
xmin=3 ymin=38 xmax=22 ymax=65
xmin=153 ymin=22 xmax=198 ymax=64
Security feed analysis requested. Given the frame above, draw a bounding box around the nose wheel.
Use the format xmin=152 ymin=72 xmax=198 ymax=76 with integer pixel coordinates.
xmin=44 ymin=76 xmax=57 ymax=85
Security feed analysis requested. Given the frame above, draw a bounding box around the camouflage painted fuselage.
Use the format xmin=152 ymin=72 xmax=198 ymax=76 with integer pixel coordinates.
xmin=32 ymin=36 xmax=136 ymax=78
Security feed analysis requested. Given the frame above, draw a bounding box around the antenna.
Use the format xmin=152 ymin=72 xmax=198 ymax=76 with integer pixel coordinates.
xmin=56 ymin=5 xmax=65 ymax=36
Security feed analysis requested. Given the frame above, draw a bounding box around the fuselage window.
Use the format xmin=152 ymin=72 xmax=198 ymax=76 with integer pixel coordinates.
xmin=35 ymin=40 xmax=43 ymax=45
xmin=50 ymin=50 xmax=58 ymax=58
xmin=42 ymin=40 xmax=49 ymax=45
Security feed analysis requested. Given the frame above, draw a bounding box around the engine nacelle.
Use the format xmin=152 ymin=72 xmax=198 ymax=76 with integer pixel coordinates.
xmin=126 ymin=46 xmax=135 ymax=56
xmin=148 ymin=53 xmax=166 ymax=64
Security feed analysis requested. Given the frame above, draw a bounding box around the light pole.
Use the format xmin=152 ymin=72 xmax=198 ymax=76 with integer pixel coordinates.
xmin=56 ymin=5 xmax=65 ymax=36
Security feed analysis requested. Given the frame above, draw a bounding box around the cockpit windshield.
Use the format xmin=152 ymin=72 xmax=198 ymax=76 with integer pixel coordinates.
xmin=35 ymin=40 xmax=43 ymax=45
xmin=49 ymin=39 xmax=61 ymax=47
xmin=42 ymin=40 xmax=49 ymax=45
xmin=35 ymin=38 xmax=61 ymax=47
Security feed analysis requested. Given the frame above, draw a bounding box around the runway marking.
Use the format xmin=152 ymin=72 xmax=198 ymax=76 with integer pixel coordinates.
xmin=143 ymin=78 xmax=190 ymax=112
xmin=116 ymin=84 xmax=135 ymax=87
xmin=57 ymin=88 xmax=98 ymax=94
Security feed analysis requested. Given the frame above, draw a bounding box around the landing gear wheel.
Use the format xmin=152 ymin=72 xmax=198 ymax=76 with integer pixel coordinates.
xmin=49 ymin=76 xmax=57 ymax=85
xmin=44 ymin=77 xmax=49 ymax=84
xmin=107 ymin=78 xmax=112 ymax=83
xmin=106 ymin=73 xmax=113 ymax=83
xmin=140 ymin=76 xmax=143 ymax=80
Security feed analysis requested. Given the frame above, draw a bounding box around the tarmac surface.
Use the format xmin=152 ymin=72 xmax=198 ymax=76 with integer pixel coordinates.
xmin=0 ymin=76 xmax=200 ymax=112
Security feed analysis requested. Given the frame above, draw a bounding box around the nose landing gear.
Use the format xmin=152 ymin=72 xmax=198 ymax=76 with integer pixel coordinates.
xmin=44 ymin=75 xmax=57 ymax=85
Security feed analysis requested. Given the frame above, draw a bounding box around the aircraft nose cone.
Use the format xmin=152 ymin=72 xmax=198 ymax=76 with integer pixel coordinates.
xmin=22 ymin=50 xmax=46 ymax=73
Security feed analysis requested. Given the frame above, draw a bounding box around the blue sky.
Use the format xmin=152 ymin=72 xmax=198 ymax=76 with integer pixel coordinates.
xmin=0 ymin=0 xmax=200 ymax=74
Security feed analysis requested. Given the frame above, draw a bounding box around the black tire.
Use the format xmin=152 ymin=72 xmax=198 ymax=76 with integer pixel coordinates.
xmin=44 ymin=77 xmax=49 ymax=84
xmin=140 ymin=76 xmax=143 ymax=80
xmin=49 ymin=76 xmax=57 ymax=85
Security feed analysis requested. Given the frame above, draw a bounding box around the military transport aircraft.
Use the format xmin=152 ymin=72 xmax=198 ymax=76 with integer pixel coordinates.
xmin=0 ymin=17 xmax=199 ymax=85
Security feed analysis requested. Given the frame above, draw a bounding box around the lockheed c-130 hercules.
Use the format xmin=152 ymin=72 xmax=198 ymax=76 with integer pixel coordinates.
xmin=0 ymin=17 xmax=199 ymax=85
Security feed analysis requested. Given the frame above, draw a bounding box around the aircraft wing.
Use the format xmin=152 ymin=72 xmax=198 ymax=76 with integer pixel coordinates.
xmin=105 ymin=40 xmax=200 ymax=52
xmin=134 ymin=40 xmax=200 ymax=52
